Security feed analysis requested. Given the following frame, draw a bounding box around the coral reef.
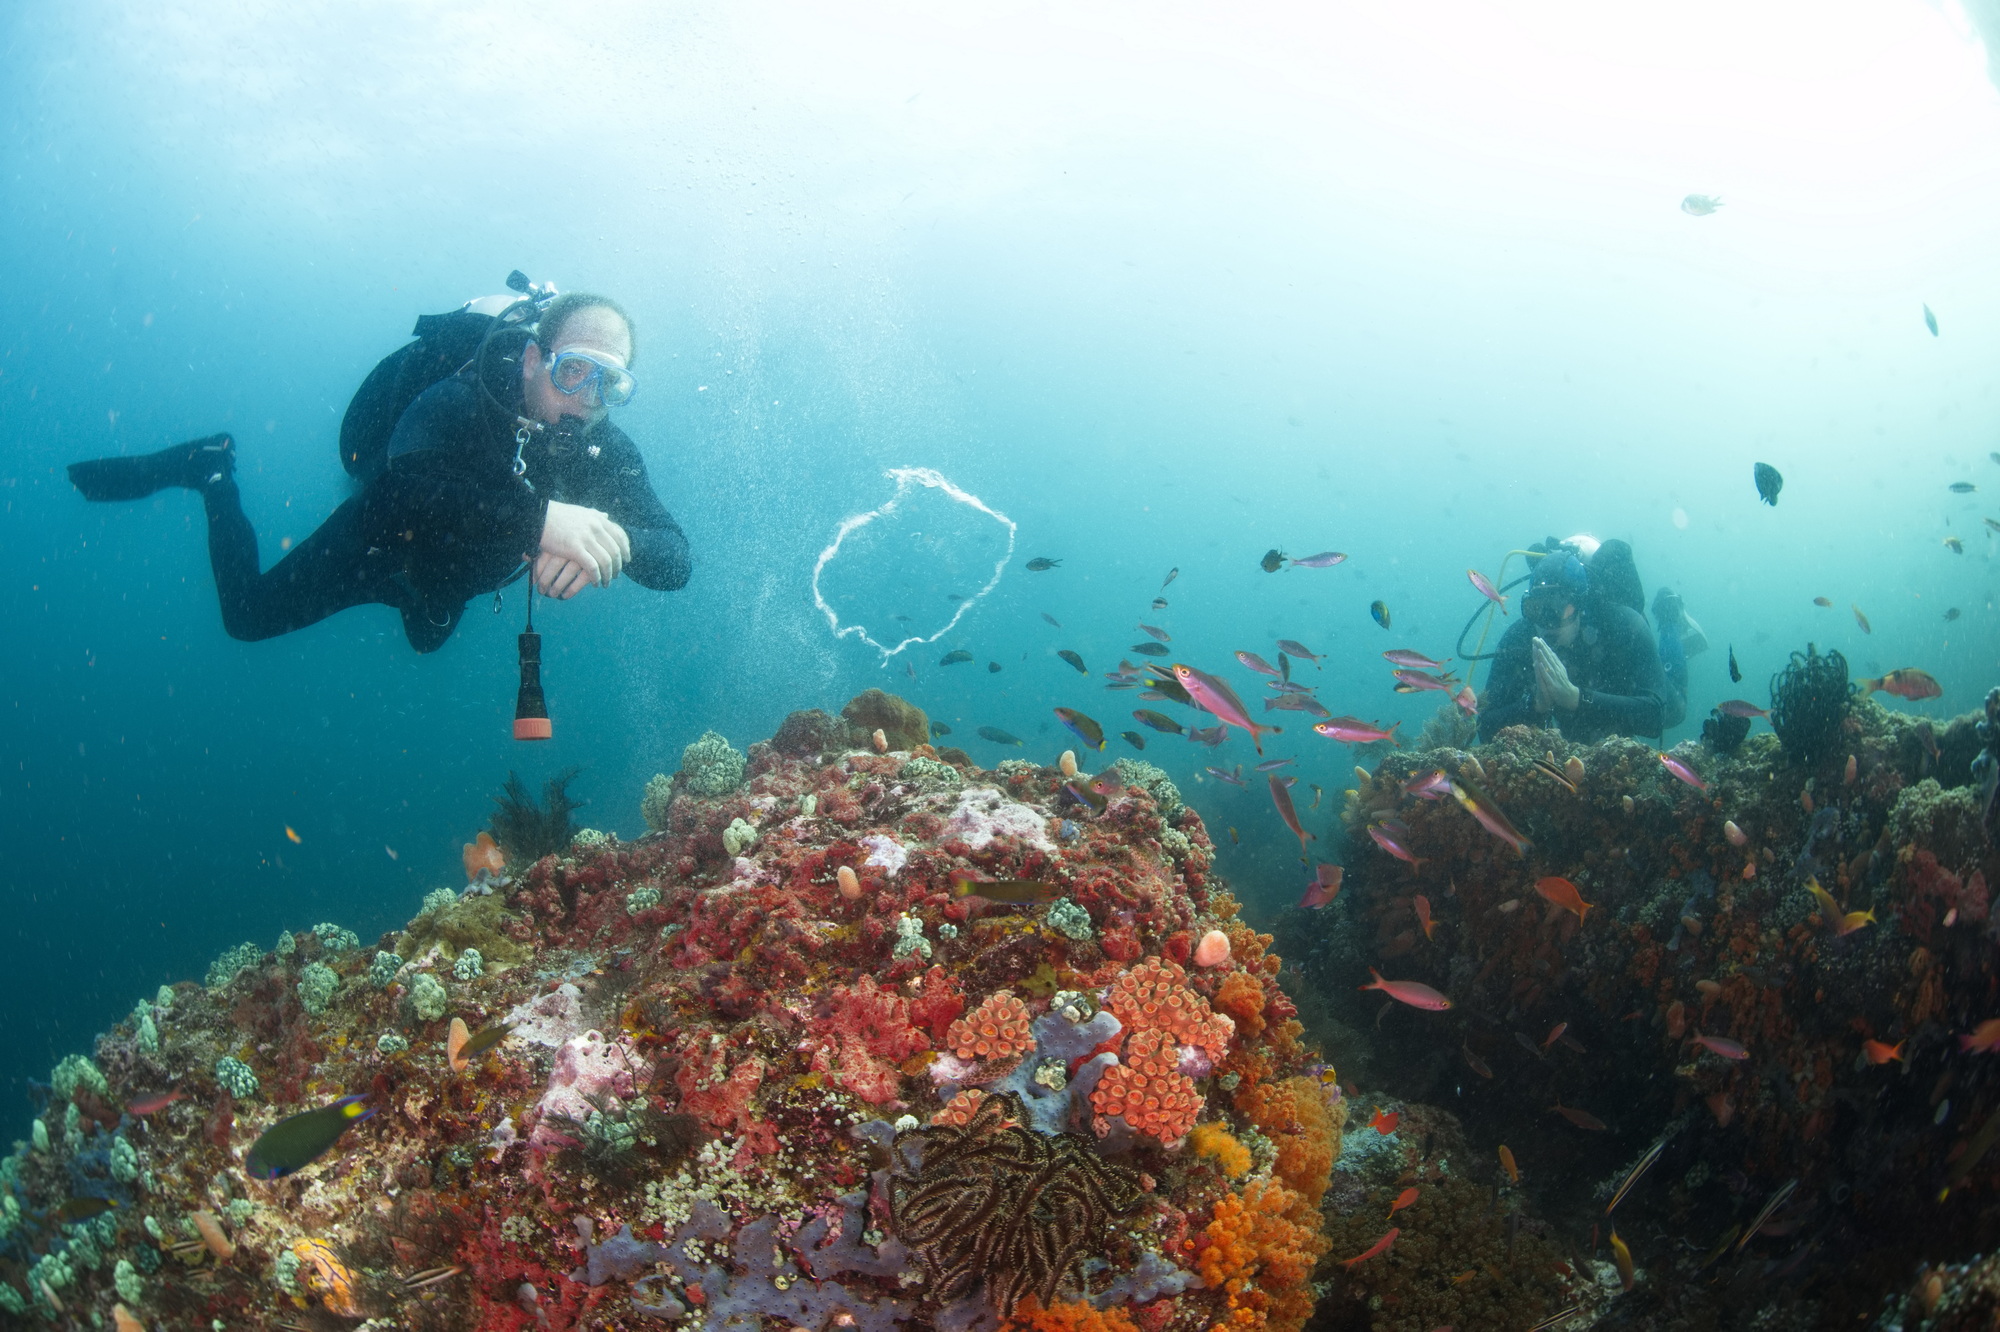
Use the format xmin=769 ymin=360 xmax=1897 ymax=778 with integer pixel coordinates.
xmin=2 ymin=690 xmax=1333 ymax=1332
xmin=1279 ymin=675 xmax=2000 ymax=1329
xmin=490 ymin=768 xmax=585 ymax=862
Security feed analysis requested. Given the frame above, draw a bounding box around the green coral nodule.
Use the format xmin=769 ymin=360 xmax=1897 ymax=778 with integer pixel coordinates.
xmin=722 ymin=817 xmax=758 ymax=857
xmin=368 ymin=950 xmax=404 ymax=989
xmin=114 ymin=1256 xmax=143 ymax=1304
xmin=214 ymin=1057 xmax=259 ymax=1099
xmin=453 ymin=948 xmax=485 ymax=980
xmin=406 ymin=972 xmax=449 ymax=1022
xmin=312 ymin=922 xmax=360 ymax=953
xmin=376 ymin=1032 xmax=410 ymax=1054
xmin=296 ymin=962 xmax=339 ymax=1015
xmin=1045 ymin=897 xmax=1094 ymax=941
xmin=626 ymin=886 xmax=663 ymax=916
xmin=204 ymin=941 xmax=264 ymax=990
xmin=50 ymin=1054 xmax=107 ymax=1103
xmin=677 ymin=729 xmax=746 ymax=798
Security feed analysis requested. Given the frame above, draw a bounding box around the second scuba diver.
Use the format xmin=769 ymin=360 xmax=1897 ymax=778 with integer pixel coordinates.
xmin=1477 ymin=539 xmax=1689 ymax=744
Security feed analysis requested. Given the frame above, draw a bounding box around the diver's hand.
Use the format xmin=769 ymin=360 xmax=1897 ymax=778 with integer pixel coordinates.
xmin=534 ymin=551 xmax=597 ymax=600
xmin=1531 ymin=637 xmax=1581 ymax=713
xmin=538 ymin=501 xmax=631 ymax=596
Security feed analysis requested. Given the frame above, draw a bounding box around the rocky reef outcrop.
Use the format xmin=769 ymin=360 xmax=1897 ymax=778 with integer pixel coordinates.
xmin=1 ymin=693 xmax=1338 ymax=1332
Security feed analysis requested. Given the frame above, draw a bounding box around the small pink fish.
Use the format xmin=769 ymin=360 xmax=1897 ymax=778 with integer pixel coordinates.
xmin=1413 ymin=894 xmax=1435 ymax=940
xmin=1383 ymin=649 xmax=1450 ymax=670
xmin=1301 ymin=863 xmax=1344 ymax=909
xmin=1404 ymin=769 xmax=1453 ymax=800
xmin=1392 ymin=669 xmax=1455 ymax=693
xmin=1275 ymin=639 xmax=1322 ymax=664
xmin=1368 ymin=820 xmax=1425 ymax=867
xmin=125 ymin=1089 xmax=186 ymax=1117
xmin=1341 ymin=1226 xmax=1399 ymax=1267
xmin=1265 ymin=694 xmax=1331 ymax=717
xmin=1265 ymin=680 xmax=1316 ymax=694
xmin=1235 ymin=651 xmax=1282 ymax=677
xmin=1452 ymin=684 xmax=1478 ymax=716
xmin=1689 ymin=1034 xmax=1749 ymax=1060
xmin=1315 ymin=717 xmax=1402 ymax=746
xmin=1172 ymin=663 xmax=1281 ymax=755
xmin=1206 ymin=765 xmax=1247 ymax=787
xmin=1468 ymin=569 xmax=1508 ymax=614
xmin=1290 ymin=552 xmax=1348 ymax=569
xmin=1254 ymin=757 xmax=1295 ymax=771
xmin=1960 ymin=1018 xmax=2000 ymax=1053
xmin=1138 ymin=624 xmax=1171 ymax=642
xmin=1360 ymin=969 xmax=1452 ymax=1011
xmin=1716 ymin=700 xmax=1768 ymax=718
xmin=1658 ymin=752 xmax=1707 ymax=791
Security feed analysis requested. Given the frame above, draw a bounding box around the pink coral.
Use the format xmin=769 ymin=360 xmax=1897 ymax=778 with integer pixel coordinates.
xmin=829 ymin=975 xmax=930 ymax=1061
xmin=1090 ymin=1028 xmax=1203 ymax=1142
xmin=946 ymin=991 xmax=1036 ymax=1061
xmin=1105 ymin=957 xmax=1235 ymax=1061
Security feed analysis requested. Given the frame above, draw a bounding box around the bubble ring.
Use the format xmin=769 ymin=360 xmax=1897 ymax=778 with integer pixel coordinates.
xmin=811 ymin=467 xmax=1017 ymax=662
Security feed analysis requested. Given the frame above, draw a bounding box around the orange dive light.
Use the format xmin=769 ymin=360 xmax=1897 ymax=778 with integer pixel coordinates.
xmin=514 ymin=586 xmax=551 ymax=740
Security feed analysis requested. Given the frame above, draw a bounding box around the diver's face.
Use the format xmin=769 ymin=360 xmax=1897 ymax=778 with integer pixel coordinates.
xmin=522 ymin=307 xmax=634 ymax=428
xmin=1525 ymin=592 xmax=1578 ymax=642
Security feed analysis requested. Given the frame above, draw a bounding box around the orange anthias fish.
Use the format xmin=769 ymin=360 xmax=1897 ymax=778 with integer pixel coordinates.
xmin=1342 ymin=1228 xmax=1400 ymax=1268
xmin=1369 ymin=1107 xmax=1400 ymax=1135
xmin=1535 ymin=876 xmax=1594 ymax=922
xmin=1861 ymin=668 xmax=1942 ymax=701
xmin=125 ymin=1089 xmax=185 ymax=1117
xmin=1499 ymin=1144 xmax=1520 ymax=1183
xmin=1863 ymin=1039 xmax=1905 ymax=1065
xmin=462 ymin=831 xmax=506 ymax=882
xmin=1413 ymin=894 xmax=1435 ymax=940
xmin=1388 ymin=1186 xmax=1419 ymax=1217
xmin=1268 ymin=774 xmax=1316 ymax=856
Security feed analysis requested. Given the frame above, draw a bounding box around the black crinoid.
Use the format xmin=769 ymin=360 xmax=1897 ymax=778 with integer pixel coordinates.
xmin=888 ymin=1091 xmax=1144 ymax=1312
xmin=489 ymin=767 xmax=584 ymax=862
xmin=1769 ymin=644 xmax=1852 ymax=768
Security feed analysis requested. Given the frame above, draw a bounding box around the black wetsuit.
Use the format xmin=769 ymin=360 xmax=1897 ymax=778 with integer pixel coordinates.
xmin=199 ymin=368 xmax=690 ymax=651
xmin=1477 ymin=602 xmax=1685 ymax=744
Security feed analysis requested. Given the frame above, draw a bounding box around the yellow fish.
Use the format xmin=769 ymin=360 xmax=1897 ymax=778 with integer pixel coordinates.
xmin=1609 ymin=1227 xmax=1636 ymax=1291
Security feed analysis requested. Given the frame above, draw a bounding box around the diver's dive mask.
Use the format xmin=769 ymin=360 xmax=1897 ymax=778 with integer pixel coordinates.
xmin=546 ymin=349 xmax=635 ymax=407
xmin=1522 ymin=550 xmax=1587 ymax=631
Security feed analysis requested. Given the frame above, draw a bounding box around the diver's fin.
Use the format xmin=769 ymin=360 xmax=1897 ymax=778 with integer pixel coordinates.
xmin=68 ymin=433 xmax=235 ymax=501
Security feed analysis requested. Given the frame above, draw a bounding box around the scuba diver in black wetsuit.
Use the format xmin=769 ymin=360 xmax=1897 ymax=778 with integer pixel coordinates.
xmin=1476 ymin=537 xmax=1690 ymax=745
xmin=67 ymin=284 xmax=691 ymax=653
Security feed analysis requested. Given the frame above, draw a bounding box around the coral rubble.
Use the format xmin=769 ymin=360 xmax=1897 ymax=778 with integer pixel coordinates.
xmin=2 ymin=692 xmax=1335 ymax=1332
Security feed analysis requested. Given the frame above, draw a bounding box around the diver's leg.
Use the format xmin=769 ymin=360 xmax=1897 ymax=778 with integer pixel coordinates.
xmin=68 ymin=434 xmax=236 ymax=500
xmin=206 ymin=490 xmax=389 ymax=641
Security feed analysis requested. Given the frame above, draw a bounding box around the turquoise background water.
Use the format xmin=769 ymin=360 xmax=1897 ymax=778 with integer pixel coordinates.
xmin=5 ymin=0 xmax=2000 ymax=1129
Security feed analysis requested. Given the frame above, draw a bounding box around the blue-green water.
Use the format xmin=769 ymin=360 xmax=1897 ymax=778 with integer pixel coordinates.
xmin=5 ymin=0 xmax=2000 ymax=1131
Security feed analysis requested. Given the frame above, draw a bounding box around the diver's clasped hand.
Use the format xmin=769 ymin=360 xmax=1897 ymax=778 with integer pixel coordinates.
xmin=536 ymin=500 xmax=631 ymax=599
xmin=1531 ymin=636 xmax=1580 ymax=713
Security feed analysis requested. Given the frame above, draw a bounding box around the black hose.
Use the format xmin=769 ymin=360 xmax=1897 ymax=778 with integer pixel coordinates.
xmin=1453 ymin=573 xmax=1534 ymax=662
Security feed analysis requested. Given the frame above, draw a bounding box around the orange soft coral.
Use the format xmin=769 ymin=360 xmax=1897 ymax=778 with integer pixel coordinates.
xmin=1213 ymin=971 xmax=1268 ymax=1040
xmin=1234 ymin=1075 xmax=1337 ymax=1208
xmin=931 ymin=1087 xmax=992 ymax=1127
xmin=1188 ymin=1121 xmax=1251 ymax=1179
xmin=1090 ymin=1028 xmax=1203 ymax=1142
xmin=1105 ymin=957 xmax=1235 ymax=1060
xmin=947 ymin=990 xmax=1036 ymax=1061
xmin=1196 ymin=1177 xmax=1329 ymax=1332
xmin=1003 ymin=1295 xmax=1142 ymax=1332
